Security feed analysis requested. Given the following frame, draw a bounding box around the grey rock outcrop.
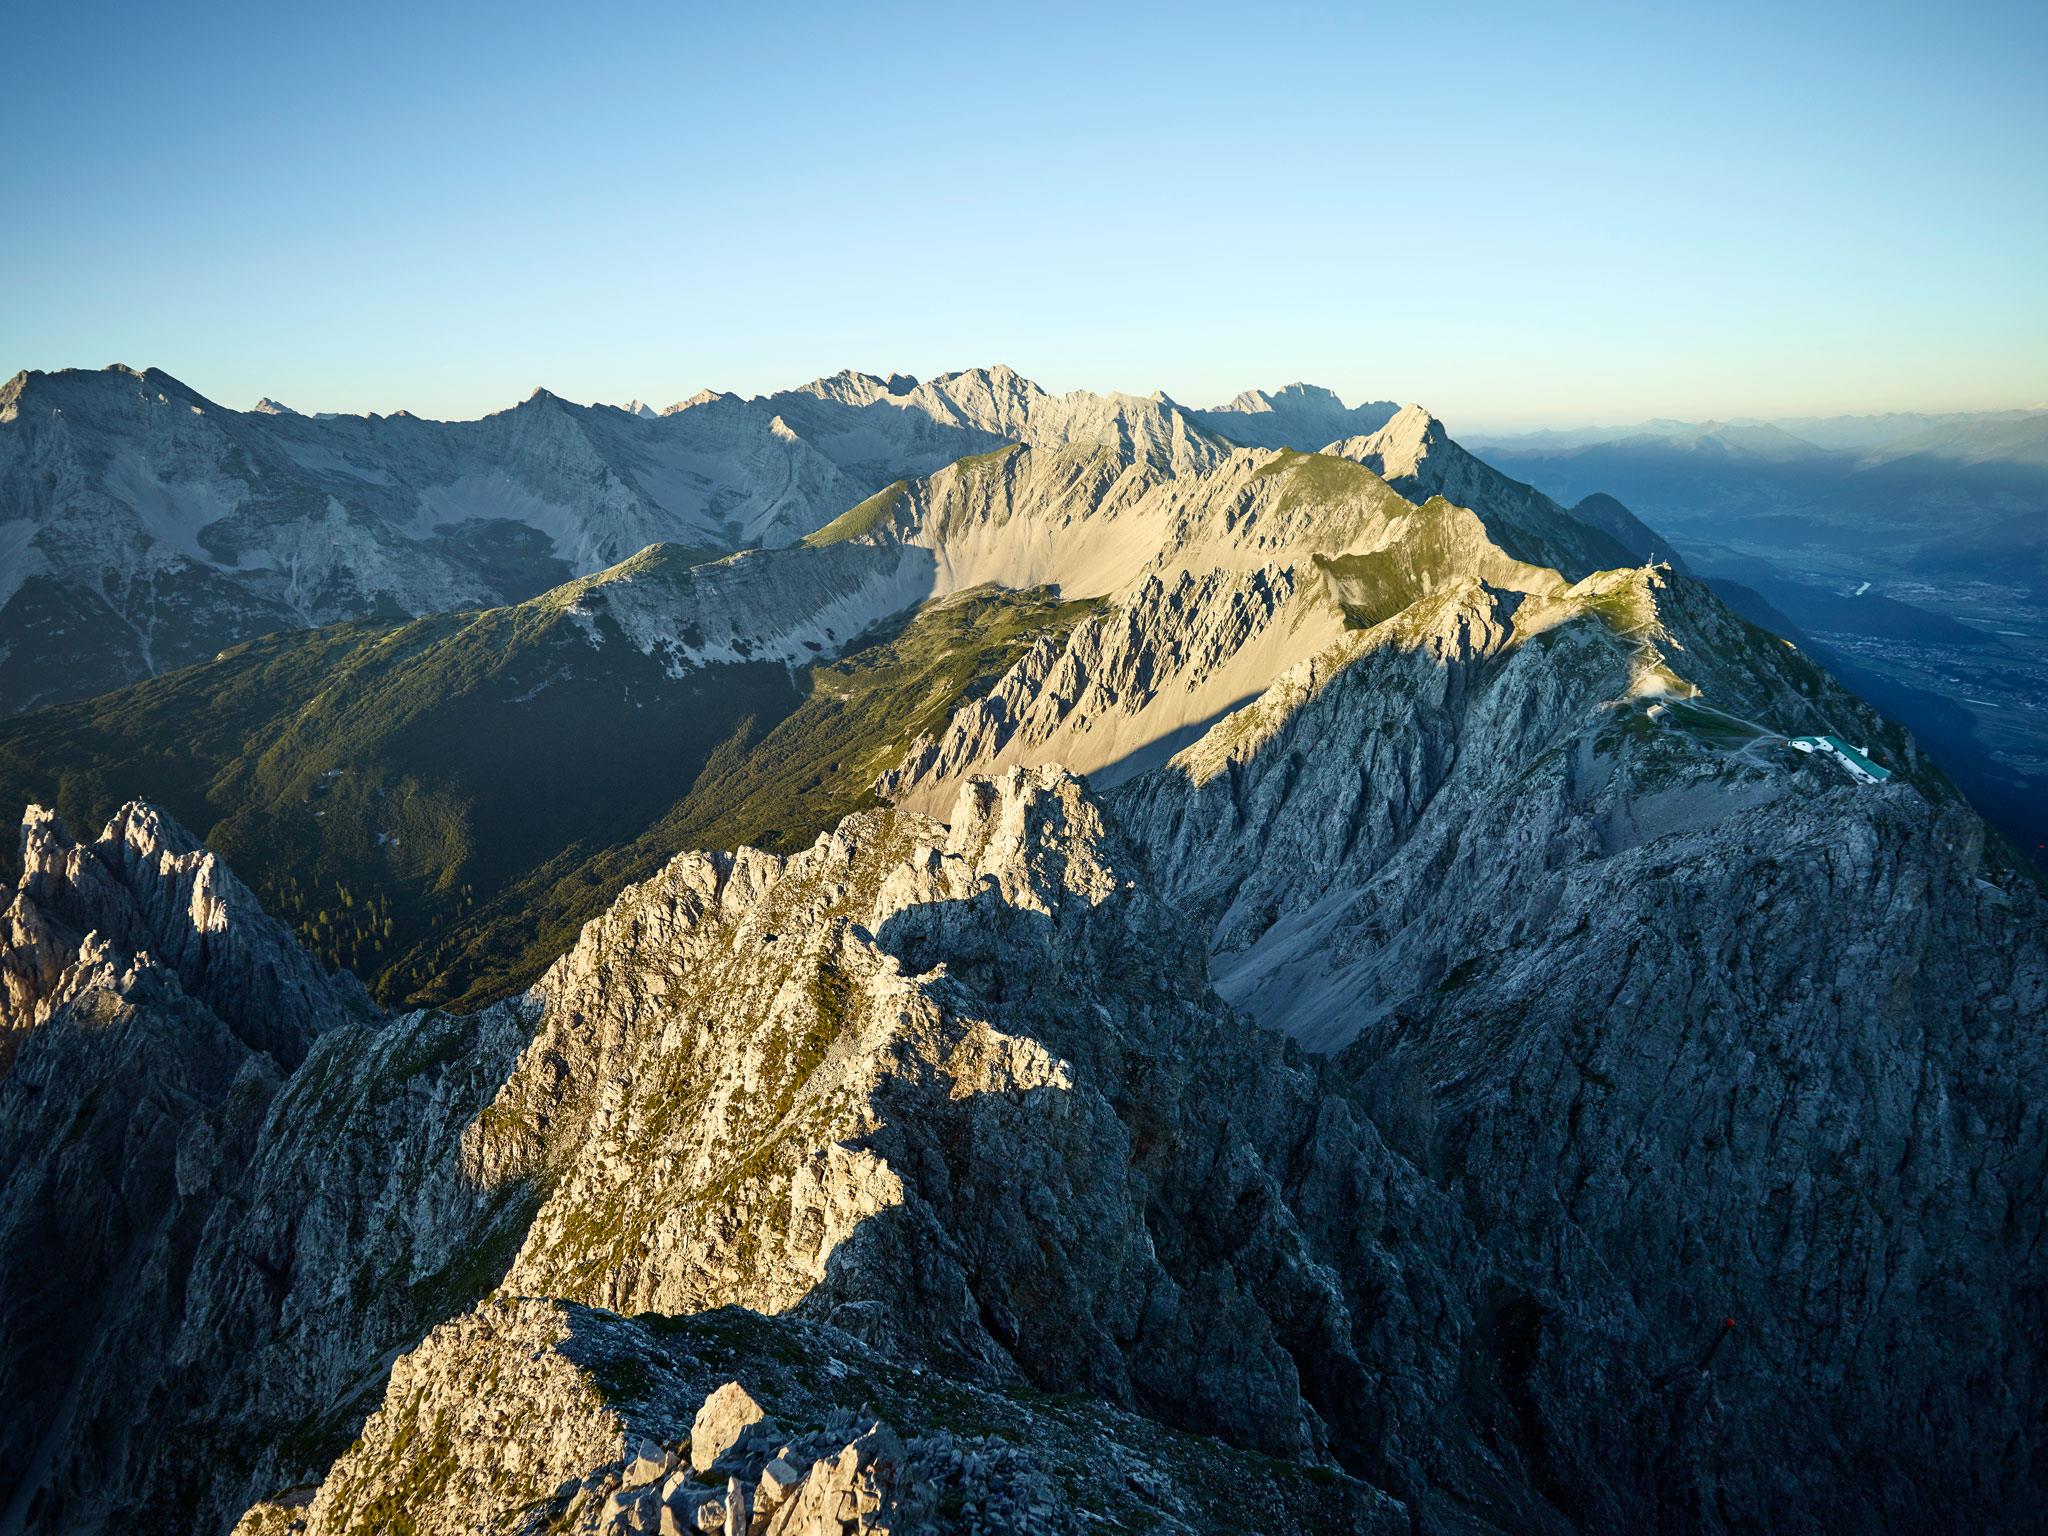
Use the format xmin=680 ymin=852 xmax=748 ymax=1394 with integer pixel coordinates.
xmin=263 ymin=1299 xmax=1401 ymax=1536
xmin=691 ymin=1384 xmax=770 ymax=1476
xmin=0 ymin=804 xmax=530 ymax=1534
xmin=0 ymin=801 xmax=371 ymax=1069
xmin=877 ymin=564 xmax=1344 ymax=810
xmin=1112 ymin=565 xmax=2047 ymax=1530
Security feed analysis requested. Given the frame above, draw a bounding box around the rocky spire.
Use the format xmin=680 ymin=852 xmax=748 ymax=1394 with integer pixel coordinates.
xmin=1 ymin=801 xmax=372 ymax=1071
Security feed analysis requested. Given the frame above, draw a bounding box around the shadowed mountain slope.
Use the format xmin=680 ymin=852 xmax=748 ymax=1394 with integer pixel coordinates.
xmin=1 ymin=371 xmax=2042 ymax=1536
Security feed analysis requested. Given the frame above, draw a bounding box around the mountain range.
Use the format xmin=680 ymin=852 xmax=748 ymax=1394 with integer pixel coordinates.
xmin=0 ymin=376 xmax=1673 ymax=1010
xmin=0 ymin=364 xmax=1214 ymax=715
xmin=0 ymin=365 xmax=2041 ymax=1536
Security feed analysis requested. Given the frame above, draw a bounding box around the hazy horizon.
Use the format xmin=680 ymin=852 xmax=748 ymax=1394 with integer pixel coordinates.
xmin=13 ymin=356 xmax=2048 ymax=441
xmin=7 ymin=0 xmax=2045 ymax=429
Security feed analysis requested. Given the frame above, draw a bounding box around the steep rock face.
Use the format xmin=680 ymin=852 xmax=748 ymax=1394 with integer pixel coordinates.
xmin=1114 ymin=564 xmax=1938 ymax=1043
xmin=0 ymin=804 xmax=530 ymax=1536
xmin=0 ymin=1002 xmax=530 ymax=1536
xmin=0 ymin=801 xmax=371 ymax=1068
xmin=858 ymin=452 xmax=1606 ymax=819
xmin=548 ymin=539 xmax=940 ymax=676
xmin=121 ymin=1003 xmax=536 ymax=1529
xmin=1111 ymin=564 xmax=2048 ymax=1531
xmin=763 ymin=364 xmax=1232 ymax=480
xmin=878 ymin=564 xmax=1347 ymax=809
xmin=0 ymin=940 xmax=275 ymax=1534
xmin=476 ymin=771 xmax=1433 ymax=1414
xmin=453 ymin=767 xmax=1642 ymax=1531
xmin=1118 ymin=577 xmax=1527 ymax=1009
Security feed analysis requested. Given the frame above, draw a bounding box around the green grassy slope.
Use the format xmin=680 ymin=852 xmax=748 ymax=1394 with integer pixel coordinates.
xmin=401 ymin=584 xmax=1099 ymax=1010
xmin=0 ymin=578 xmax=1095 ymax=1010
xmin=800 ymin=480 xmax=907 ymax=547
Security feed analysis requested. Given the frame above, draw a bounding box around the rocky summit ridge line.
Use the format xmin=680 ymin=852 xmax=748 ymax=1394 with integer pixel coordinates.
xmin=0 ymin=363 xmax=1239 ymax=714
xmin=0 ymin=373 xmax=1678 ymax=1015
xmin=0 ymin=756 xmax=2039 ymax=1535
xmin=0 ymin=364 xmax=1640 ymax=716
xmin=0 ymin=361 xmax=2041 ymax=1536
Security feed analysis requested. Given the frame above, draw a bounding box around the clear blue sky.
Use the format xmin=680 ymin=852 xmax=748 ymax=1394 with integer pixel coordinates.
xmin=5 ymin=0 xmax=2044 ymax=430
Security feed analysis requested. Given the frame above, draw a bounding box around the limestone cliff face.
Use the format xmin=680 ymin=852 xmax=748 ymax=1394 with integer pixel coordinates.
xmin=234 ymin=767 xmax=1603 ymax=1533
xmin=0 ymin=805 xmax=528 ymax=1536
xmin=0 ymin=801 xmax=371 ymax=1069
xmin=877 ymin=564 xmax=1345 ymax=809
xmin=2 ymin=742 xmax=2041 ymax=1534
xmin=1112 ymin=568 xmax=2047 ymax=1531
xmin=861 ymin=443 xmax=1610 ymax=818
xmin=479 ymin=768 xmax=1448 ymax=1426
xmin=0 ymin=935 xmax=273 ymax=1532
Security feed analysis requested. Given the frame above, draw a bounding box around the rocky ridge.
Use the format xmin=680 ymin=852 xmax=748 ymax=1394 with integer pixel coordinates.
xmin=3 ymin=741 xmax=2038 ymax=1533
xmin=861 ymin=446 xmax=1634 ymax=814
xmin=491 ymin=413 xmax=1632 ymax=711
xmin=1188 ymin=383 xmax=1403 ymax=450
xmin=0 ymin=799 xmax=371 ymax=1067
xmin=0 ymin=368 xmax=2041 ymax=1536
xmin=234 ymin=1302 xmax=1400 ymax=1536
xmin=0 ymin=803 xmax=530 ymax=1535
